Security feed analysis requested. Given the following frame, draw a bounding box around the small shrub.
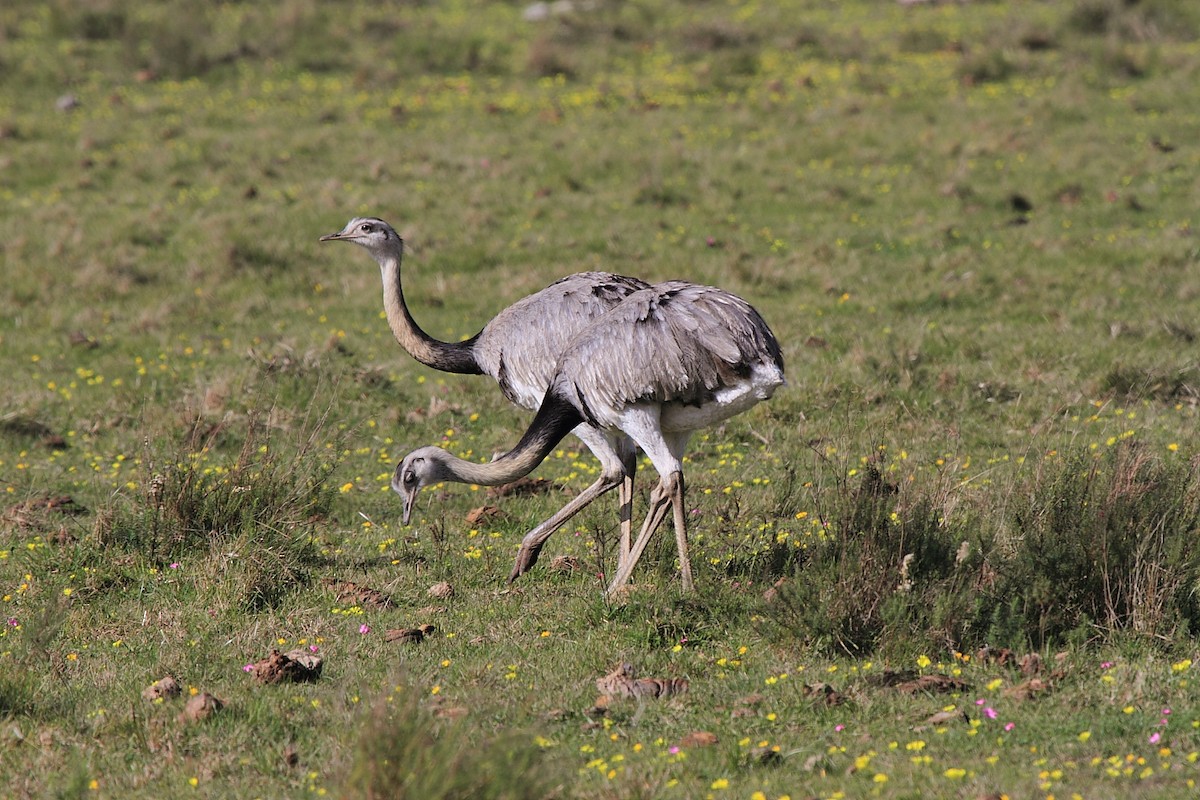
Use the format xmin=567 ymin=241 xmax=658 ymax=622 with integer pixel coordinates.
xmin=345 ymin=682 xmax=556 ymax=800
xmin=980 ymin=443 xmax=1200 ymax=645
xmin=100 ymin=410 xmax=336 ymax=609
xmin=1067 ymin=0 xmax=1200 ymax=42
xmin=0 ymin=671 xmax=35 ymax=719
xmin=1101 ymin=363 xmax=1200 ymax=406
xmin=957 ymin=46 xmax=1017 ymax=85
xmin=767 ymin=461 xmax=977 ymax=657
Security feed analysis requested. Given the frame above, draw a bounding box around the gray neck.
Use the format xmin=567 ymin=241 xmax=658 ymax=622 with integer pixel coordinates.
xmin=436 ymin=394 xmax=584 ymax=486
xmin=378 ymin=248 xmax=483 ymax=375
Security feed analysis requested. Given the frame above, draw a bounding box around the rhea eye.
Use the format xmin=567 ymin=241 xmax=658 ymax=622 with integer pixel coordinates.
xmin=360 ymin=223 xmax=374 ymax=234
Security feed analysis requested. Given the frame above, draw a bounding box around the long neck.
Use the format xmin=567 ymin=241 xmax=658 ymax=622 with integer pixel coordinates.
xmin=379 ymin=248 xmax=484 ymax=375
xmin=438 ymin=394 xmax=584 ymax=486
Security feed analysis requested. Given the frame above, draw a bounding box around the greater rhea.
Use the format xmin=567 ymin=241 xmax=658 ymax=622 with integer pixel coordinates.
xmin=320 ymin=217 xmax=650 ymax=571
xmin=392 ymin=281 xmax=785 ymax=595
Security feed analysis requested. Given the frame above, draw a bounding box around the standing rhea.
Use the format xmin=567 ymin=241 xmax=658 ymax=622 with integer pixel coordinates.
xmin=393 ymin=281 xmax=785 ymax=595
xmin=320 ymin=217 xmax=650 ymax=568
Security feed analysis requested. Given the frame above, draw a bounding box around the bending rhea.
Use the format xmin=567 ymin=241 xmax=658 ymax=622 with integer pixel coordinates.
xmin=393 ymin=281 xmax=785 ymax=595
xmin=320 ymin=217 xmax=649 ymax=571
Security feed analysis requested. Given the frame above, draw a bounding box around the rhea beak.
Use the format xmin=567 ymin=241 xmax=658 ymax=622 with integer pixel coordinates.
xmin=393 ymin=468 xmax=418 ymax=526
xmin=401 ymin=487 xmax=419 ymax=526
xmin=318 ymin=230 xmax=345 ymax=242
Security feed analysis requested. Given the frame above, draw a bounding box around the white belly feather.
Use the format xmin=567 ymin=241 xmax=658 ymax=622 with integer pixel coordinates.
xmin=659 ymin=362 xmax=785 ymax=432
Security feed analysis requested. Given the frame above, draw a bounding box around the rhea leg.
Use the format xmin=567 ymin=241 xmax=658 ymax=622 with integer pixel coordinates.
xmin=509 ymin=427 xmax=635 ymax=583
xmin=617 ymin=446 xmax=638 ymax=569
xmin=508 ymin=471 xmax=622 ymax=582
xmin=604 ymin=474 xmax=676 ymax=595
xmin=670 ymin=472 xmax=692 ymax=592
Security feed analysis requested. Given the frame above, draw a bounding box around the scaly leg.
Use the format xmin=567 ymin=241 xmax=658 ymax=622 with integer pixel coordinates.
xmin=605 ymin=477 xmax=674 ymax=595
xmin=508 ymin=473 xmax=622 ymax=583
xmin=617 ymin=448 xmax=638 ymax=571
xmin=669 ymin=471 xmax=693 ymax=592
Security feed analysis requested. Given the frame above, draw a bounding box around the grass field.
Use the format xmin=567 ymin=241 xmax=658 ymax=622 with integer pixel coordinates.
xmin=3 ymin=0 xmax=1200 ymax=797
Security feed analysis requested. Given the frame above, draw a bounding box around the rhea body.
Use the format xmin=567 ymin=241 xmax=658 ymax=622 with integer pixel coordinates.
xmin=320 ymin=217 xmax=650 ymax=570
xmin=393 ymin=281 xmax=785 ymax=595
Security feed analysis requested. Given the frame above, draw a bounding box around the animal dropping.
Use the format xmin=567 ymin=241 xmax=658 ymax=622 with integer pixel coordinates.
xmin=249 ymin=649 xmax=324 ymax=684
xmin=142 ymin=676 xmax=182 ymax=702
xmin=178 ymin=692 xmax=224 ymax=724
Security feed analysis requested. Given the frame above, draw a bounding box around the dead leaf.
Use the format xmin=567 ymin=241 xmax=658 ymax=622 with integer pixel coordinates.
xmin=1019 ymin=652 xmax=1043 ymax=676
xmin=142 ymin=676 xmax=182 ymax=702
xmin=427 ymin=395 xmax=458 ymax=418
xmin=801 ymin=682 xmax=846 ymax=706
xmin=679 ymin=731 xmax=718 ymax=748
xmin=68 ymin=331 xmax=99 ymax=349
xmin=595 ymin=662 xmax=688 ymax=699
xmin=1003 ymin=678 xmax=1051 ymax=701
xmin=434 ymin=705 xmax=469 ymax=720
xmin=384 ymin=624 xmax=436 ymax=644
xmin=803 ymin=752 xmax=830 ymax=773
xmin=177 ymin=692 xmax=223 ymax=723
xmin=549 ymin=555 xmax=582 ymax=572
xmin=893 ymin=674 xmax=970 ymax=695
xmin=925 ymin=709 xmax=968 ymax=726
xmin=3 ymin=495 xmax=88 ymax=531
xmin=865 ymin=669 xmax=918 ymax=687
xmin=320 ymin=578 xmax=395 ymax=609
xmin=465 ymin=506 xmax=503 ymax=525
xmin=427 ymin=581 xmax=455 ymax=600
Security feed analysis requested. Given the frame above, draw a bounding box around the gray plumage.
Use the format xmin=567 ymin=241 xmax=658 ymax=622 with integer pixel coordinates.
xmin=554 ymin=281 xmax=785 ymax=427
xmin=393 ymin=281 xmax=786 ymax=595
xmin=478 ymin=272 xmax=653 ymax=410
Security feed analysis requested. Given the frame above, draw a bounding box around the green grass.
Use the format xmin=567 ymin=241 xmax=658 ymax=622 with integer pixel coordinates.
xmin=3 ymin=0 xmax=1200 ymax=797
